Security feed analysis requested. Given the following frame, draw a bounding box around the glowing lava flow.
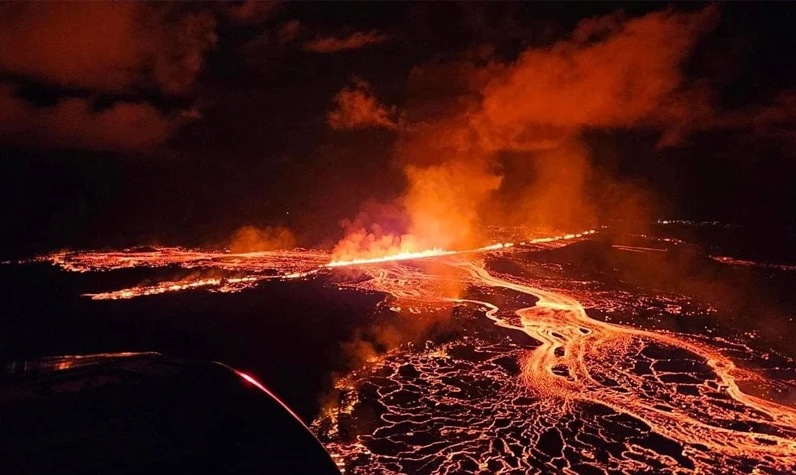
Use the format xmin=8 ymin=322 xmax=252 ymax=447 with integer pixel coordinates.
xmin=314 ymin=245 xmax=796 ymax=474
xmin=20 ymin=230 xmax=596 ymax=300
xmin=463 ymin=262 xmax=796 ymax=445
xmin=84 ymin=276 xmax=260 ymax=300
xmin=83 ymin=271 xmax=320 ymax=301
xmin=31 ymin=247 xmax=330 ymax=273
xmin=9 ymin=228 xmax=795 ymax=472
xmin=19 ymin=248 xmax=327 ymax=300
xmin=325 ymin=230 xmax=597 ymax=268
xmin=326 ymin=249 xmax=456 ymax=268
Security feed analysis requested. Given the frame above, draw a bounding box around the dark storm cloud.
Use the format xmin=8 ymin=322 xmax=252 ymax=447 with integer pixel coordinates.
xmin=0 ymin=2 xmax=216 ymax=150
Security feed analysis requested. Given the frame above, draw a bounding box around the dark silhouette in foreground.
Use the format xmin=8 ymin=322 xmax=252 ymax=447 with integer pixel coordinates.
xmin=0 ymin=353 xmax=340 ymax=474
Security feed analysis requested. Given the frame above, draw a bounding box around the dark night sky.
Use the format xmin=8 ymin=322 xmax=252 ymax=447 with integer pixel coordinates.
xmin=1 ymin=2 xmax=795 ymax=259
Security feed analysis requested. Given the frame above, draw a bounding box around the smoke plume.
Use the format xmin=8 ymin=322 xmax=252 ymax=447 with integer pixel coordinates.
xmin=331 ymin=6 xmax=720 ymax=259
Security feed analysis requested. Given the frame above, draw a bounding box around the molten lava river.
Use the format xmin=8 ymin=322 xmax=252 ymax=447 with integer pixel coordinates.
xmin=21 ymin=230 xmax=796 ymax=474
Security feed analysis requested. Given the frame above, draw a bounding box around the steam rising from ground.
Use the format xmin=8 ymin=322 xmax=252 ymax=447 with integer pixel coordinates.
xmin=226 ymin=225 xmax=296 ymax=252
xmin=330 ymin=7 xmax=719 ymax=260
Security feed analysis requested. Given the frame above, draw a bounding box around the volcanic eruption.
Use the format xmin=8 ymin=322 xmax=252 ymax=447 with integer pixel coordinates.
xmin=2 ymin=3 xmax=796 ymax=475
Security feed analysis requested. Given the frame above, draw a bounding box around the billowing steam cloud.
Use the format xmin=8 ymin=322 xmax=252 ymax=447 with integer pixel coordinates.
xmin=332 ymin=6 xmax=724 ymax=259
